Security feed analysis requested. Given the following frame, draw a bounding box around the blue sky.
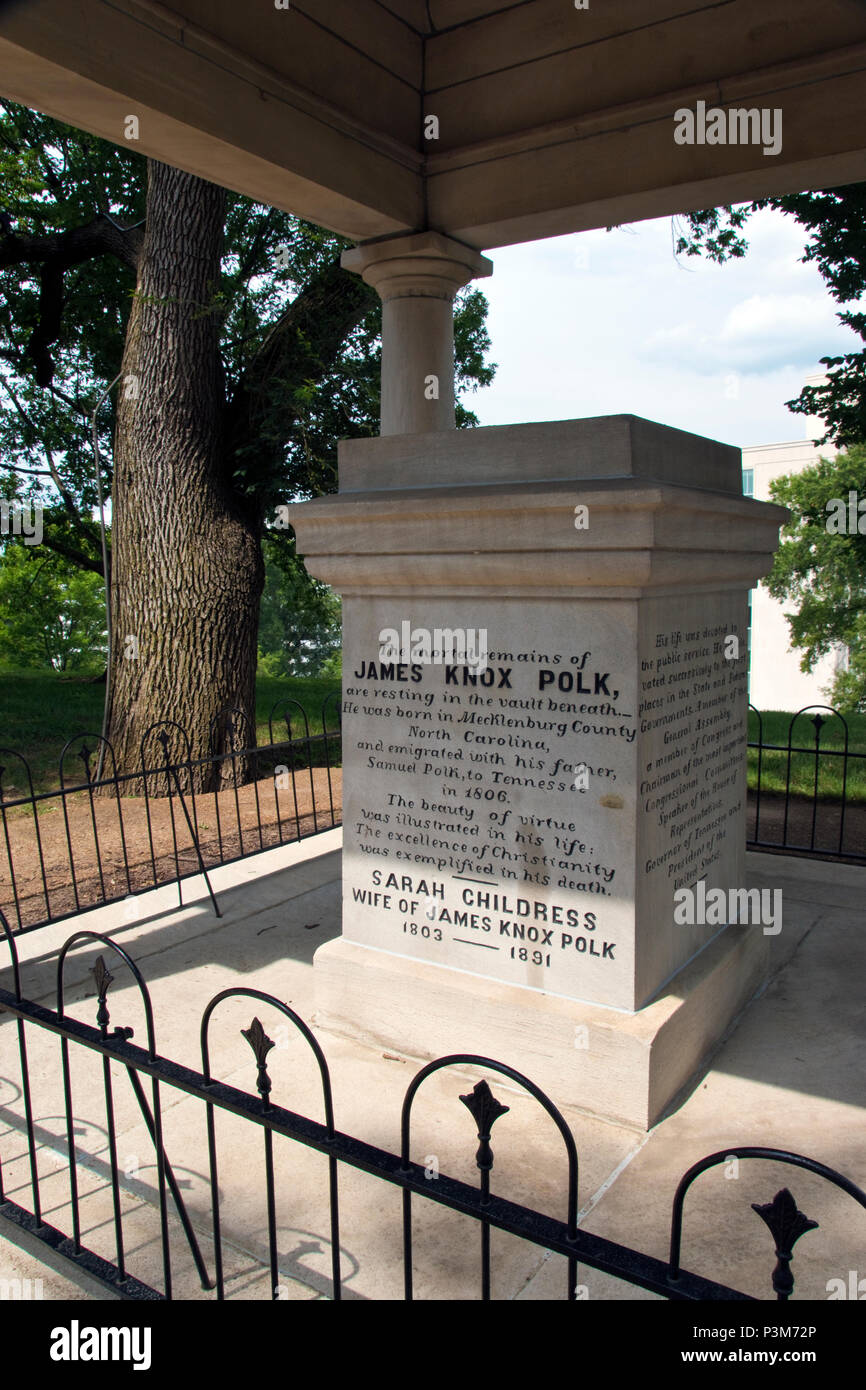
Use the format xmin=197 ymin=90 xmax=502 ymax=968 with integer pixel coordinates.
xmin=471 ymin=207 xmax=859 ymax=450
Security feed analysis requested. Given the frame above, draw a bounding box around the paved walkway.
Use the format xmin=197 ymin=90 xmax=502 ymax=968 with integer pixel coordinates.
xmin=1 ymin=836 xmax=864 ymax=1301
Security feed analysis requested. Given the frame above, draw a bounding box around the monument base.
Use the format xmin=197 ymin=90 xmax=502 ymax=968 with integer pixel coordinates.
xmin=313 ymin=927 xmax=769 ymax=1129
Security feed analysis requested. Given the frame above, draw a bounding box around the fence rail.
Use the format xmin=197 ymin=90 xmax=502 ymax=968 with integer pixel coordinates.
xmin=747 ymin=704 xmax=865 ymax=864
xmin=1 ymin=914 xmax=864 ymax=1301
xmin=0 ymin=700 xmax=864 ymax=935
xmin=0 ymin=696 xmax=342 ymax=933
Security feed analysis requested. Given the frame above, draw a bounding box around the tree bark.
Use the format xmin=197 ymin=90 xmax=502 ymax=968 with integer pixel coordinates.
xmin=107 ymin=162 xmax=263 ymax=790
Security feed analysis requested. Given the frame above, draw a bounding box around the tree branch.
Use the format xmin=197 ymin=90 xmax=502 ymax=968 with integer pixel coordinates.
xmin=224 ymin=258 xmax=377 ymax=495
xmin=38 ymin=532 xmax=105 ymax=577
xmin=0 ymin=213 xmax=142 ymax=275
xmin=222 ymin=206 xmax=276 ymax=316
xmin=0 ymin=213 xmax=144 ymax=385
xmin=0 ymin=373 xmax=90 ymax=533
xmin=0 ymin=462 xmax=52 ymax=477
xmin=47 ymin=381 xmax=93 ymax=418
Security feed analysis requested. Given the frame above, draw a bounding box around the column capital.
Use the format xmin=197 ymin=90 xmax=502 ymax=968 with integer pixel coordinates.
xmin=342 ymin=230 xmax=492 ymax=302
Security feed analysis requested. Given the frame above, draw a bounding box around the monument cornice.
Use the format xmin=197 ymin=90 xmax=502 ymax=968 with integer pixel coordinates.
xmin=297 ymin=550 xmax=778 ymax=597
xmin=289 ymin=478 xmax=787 ymax=595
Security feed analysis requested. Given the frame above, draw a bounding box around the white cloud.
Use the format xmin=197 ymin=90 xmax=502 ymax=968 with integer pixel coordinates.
xmin=642 ymin=292 xmax=844 ymax=373
xmin=721 ymin=293 xmax=830 ymax=341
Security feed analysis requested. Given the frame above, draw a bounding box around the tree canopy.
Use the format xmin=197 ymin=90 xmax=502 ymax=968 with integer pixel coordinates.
xmin=258 ymin=535 xmax=341 ymax=679
xmin=0 ymin=102 xmax=496 ymax=768
xmin=0 ymin=539 xmax=106 ymax=672
xmin=766 ymin=444 xmax=866 ymax=710
xmin=0 ymin=99 xmax=495 ymax=564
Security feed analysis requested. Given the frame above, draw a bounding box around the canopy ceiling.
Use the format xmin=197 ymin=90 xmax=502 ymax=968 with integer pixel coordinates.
xmin=2 ymin=0 xmax=866 ymax=248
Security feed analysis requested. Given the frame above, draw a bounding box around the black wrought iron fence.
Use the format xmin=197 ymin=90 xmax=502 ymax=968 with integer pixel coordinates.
xmin=0 ymin=696 xmax=342 ymax=934
xmin=747 ymin=704 xmax=866 ymax=864
xmin=0 ymin=914 xmax=863 ymax=1302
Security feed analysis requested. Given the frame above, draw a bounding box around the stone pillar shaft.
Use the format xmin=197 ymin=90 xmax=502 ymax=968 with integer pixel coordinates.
xmin=341 ymin=231 xmax=492 ymax=436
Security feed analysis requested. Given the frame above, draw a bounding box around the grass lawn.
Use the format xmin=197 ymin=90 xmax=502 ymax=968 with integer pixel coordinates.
xmin=747 ymin=707 xmax=866 ymax=800
xmin=0 ymin=667 xmax=341 ymax=796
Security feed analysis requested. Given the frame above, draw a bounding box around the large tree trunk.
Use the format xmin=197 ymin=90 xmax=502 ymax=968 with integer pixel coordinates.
xmin=107 ymin=162 xmax=263 ymax=791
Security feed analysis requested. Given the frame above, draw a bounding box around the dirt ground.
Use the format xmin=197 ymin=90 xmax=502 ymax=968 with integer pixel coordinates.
xmin=2 ymin=779 xmax=863 ymax=932
xmin=0 ymin=767 xmax=342 ymax=930
xmin=747 ymin=789 xmax=866 ymax=863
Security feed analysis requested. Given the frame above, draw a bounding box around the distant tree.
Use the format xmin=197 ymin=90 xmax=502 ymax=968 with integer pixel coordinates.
xmin=257 ymin=535 xmax=341 ymax=678
xmin=0 ymin=541 xmax=106 ymax=672
xmin=765 ymin=444 xmax=866 ymax=710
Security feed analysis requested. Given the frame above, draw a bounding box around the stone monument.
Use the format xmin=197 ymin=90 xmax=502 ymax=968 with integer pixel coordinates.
xmin=290 ymin=412 xmax=786 ymax=1128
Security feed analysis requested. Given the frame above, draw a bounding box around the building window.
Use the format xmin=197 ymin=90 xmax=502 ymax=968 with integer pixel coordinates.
xmin=742 ymin=468 xmax=754 ymax=497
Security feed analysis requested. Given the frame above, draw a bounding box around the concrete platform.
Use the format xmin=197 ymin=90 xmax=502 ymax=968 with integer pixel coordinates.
xmin=1 ymin=837 xmax=864 ymax=1301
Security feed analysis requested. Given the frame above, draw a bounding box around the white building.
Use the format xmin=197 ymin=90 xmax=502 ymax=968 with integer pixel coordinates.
xmin=742 ymin=378 xmax=847 ymax=712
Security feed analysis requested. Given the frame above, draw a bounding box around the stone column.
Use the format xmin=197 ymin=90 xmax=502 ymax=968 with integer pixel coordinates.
xmin=341 ymin=231 xmax=492 ymax=436
xmin=290 ymin=417 xmax=787 ymax=1129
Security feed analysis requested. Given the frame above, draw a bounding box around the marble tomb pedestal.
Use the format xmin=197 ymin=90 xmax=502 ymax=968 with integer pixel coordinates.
xmin=290 ymin=415 xmax=786 ymax=1127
